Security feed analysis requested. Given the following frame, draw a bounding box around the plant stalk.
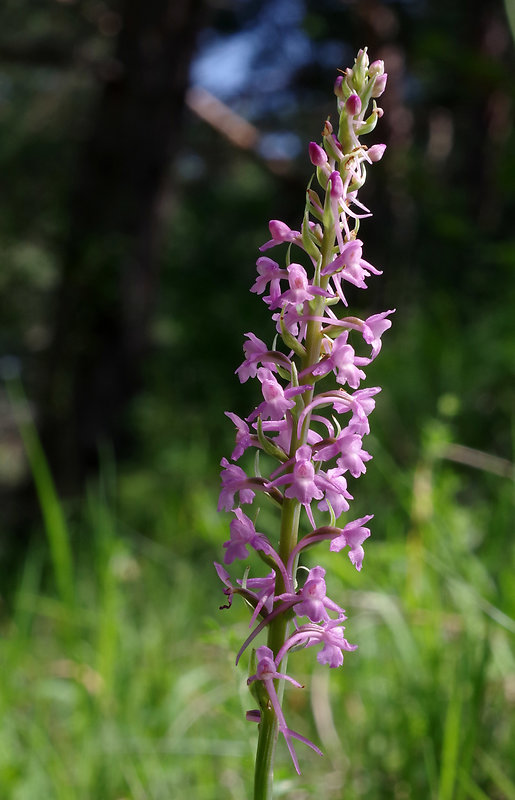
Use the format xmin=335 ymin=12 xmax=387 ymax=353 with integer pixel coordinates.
xmin=252 ymin=223 xmax=334 ymax=799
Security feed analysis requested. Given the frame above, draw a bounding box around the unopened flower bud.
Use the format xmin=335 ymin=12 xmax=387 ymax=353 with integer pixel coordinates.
xmin=323 ymin=119 xmax=333 ymax=136
xmin=334 ymin=75 xmax=344 ymax=98
xmin=352 ymin=48 xmax=369 ymax=92
xmin=356 ymin=48 xmax=369 ymax=71
xmin=371 ymin=73 xmax=388 ymax=98
xmin=309 ymin=142 xmax=328 ymax=167
xmin=329 ymin=170 xmax=344 ymax=199
xmin=367 ymin=143 xmax=387 ymax=162
xmin=345 ymin=94 xmax=362 ymax=117
xmin=368 ymin=60 xmax=384 ymax=78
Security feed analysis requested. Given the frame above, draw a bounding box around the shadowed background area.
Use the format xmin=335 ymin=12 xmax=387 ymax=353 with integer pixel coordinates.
xmin=0 ymin=1 xmax=514 ymax=798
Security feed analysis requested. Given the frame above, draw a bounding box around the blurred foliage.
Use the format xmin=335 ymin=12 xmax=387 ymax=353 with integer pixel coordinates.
xmin=0 ymin=0 xmax=514 ymax=479
xmin=0 ymin=402 xmax=513 ymax=798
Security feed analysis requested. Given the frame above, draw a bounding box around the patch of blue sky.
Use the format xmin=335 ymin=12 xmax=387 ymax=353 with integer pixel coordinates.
xmin=191 ymin=0 xmax=312 ymax=106
xmin=258 ymin=131 xmax=302 ymax=161
xmin=191 ymin=30 xmax=259 ymax=99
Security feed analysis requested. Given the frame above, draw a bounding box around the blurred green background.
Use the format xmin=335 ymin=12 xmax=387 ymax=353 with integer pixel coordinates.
xmin=0 ymin=0 xmax=514 ymax=798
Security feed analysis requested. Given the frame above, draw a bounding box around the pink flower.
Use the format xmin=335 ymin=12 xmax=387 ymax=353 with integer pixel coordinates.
xmin=251 ymin=257 xmax=287 ymax=307
xmin=237 ymin=572 xmax=276 ymax=627
xmin=367 ymin=143 xmax=387 ymax=162
xmin=217 ymin=52 xmax=392 ymax=778
xmin=235 ymin=332 xmax=277 ymax=383
xmin=278 ymin=263 xmax=317 ymax=307
xmin=371 ymin=73 xmax=388 ymax=98
xmin=270 ymin=445 xmax=322 ymax=505
xmin=277 ymin=618 xmax=357 ymax=669
xmin=257 ymin=369 xmax=295 ymax=419
xmin=315 ymin=468 xmax=353 ymax=516
xmin=277 ymin=565 xmax=344 ymax=623
xmin=316 ymin=623 xmax=358 ymax=666
xmin=345 ymin=93 xmax=362 ymax=116
xmin=322 ymin=240 xmax=382 ymax=300
xmin=308 ymin=141 xmax=328 ymax=166
xmin=362 ymin=310 xmax=395 ymax=358
xmin=247 ymin=646 xmax=322 ymax=774
xmin=312 ymin=334 xmax=366 ymax=389
xmin=218 ymin=458 xmax=255 ymax=512
xmin=223 ymin=509 xmax=269 ymax=564
xmin=330 ymin=514 xmax=373 ymax=570
xmin=259 ymin=220 xmax=301 ymax=252
xmin=224 ymin=412 xmax=253 ymax=460
xmin=247 ymin=368 xmax=307 ymax=422
xmin=335 ymin=433 xmax=372 ymax=477
xmin=294 ymin=565 xmax=343 ymax=621
xmin=314 ymin=428 xmax=372 ymax=478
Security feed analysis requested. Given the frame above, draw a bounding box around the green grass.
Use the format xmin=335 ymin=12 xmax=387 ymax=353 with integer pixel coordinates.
xmin=0 ymin=396 xmax=513 ymax=799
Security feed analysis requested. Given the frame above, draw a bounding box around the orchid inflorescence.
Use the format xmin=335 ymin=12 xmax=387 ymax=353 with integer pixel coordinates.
xmin=216 ymin=48 xmax=392 ymax=783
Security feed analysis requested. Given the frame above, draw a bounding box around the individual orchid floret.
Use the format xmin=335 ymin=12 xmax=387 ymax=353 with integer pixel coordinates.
xmin=258 ymin=417 xmax=293 ymax=456
xmin=322 ymin=239 xmax=382 ymax=301
xmin=224 ymin=412 xmax=253 ymax=461
xmin=278 ymin=263 xmax=330 ymax=308
xmin=237 ymin=572 xmax=276 ymax=627
xmin=296 ymin=387 xmax=379 ymax=442
xmin=247 ymin=646 xmax=323 ymax=774
xmin=268 ymin=444 xmax=323 ymax=528
xmin=223 ymin=509 xmax=291 ymax=593
xmin=345 ymin=93 xmax=362 ymax=117
xmin=311 ymin=334 xmax=366 ymax=389
xmin=215 ymin=562 xmax=274 ymax=618
xmin=259 ymin=220 xmax=301 ymax=252
xmin=223 ymin=508 xmax=270 ymax=564
xmin=251 ymin=256 xmax=287 ymax=308
xmin=336 ymin=432 xmax=372 ymax=476
xmin=314 ymin=427 xmax=372 ymax=478
xmin=280 ymin=263 xmax=315 ymax=307
xmin=272 ymin=303 xmax=307 ymax=341
xmin=308 ymin=141 xmax=328 ymax=167
xmin=235 ymin=332 xmax=277 ymax=383
xmin=367 ymin=143 xmax=387 ymax=162
xmin=218 ymin=458 xmax=256 ymax=512
xmin=214 ymin=562 xmax=238 ymax=610
xmin=371 ymin=73 xmax=388 ymax=98
xmin=362 ymin=310 xmax=395 ymax=357
xmin=315 ymin=467 xmax=353 ymax=517
xmin=345 ymin=387 xmax=382 ymax=435
xmin=368 ymin=59 xmax=385 ymax=78
xmin=248 ymin=368 xmax=307 ymax=422
xmin=271 ymin=445 xmax=322 ymax=501
xmin=292 ymin=565 xmax=345 ymax=622
xmin=277 ymin=618 xmax=357 ymax=669
xmin=330 ymin=514 xmax=374 ymax=570
xmin=333 ymin=74 xmax=344 ymax=99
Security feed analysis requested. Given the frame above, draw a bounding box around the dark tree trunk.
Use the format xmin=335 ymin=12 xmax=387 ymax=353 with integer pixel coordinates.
xmin=42 ymin=0 xmax=205 ymax=489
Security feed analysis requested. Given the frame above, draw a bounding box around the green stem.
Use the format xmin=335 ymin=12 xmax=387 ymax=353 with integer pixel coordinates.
xmin=253 ymin=704 xmax=279 ymax=800
xmin=252 ymin=221 xmax=335 ymax=800
xmin=253 ymin=498 xmax=300 ymax=800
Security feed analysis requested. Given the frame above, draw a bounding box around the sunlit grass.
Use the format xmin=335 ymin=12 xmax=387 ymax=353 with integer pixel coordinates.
xmin=0 ymin=391 xmax=513 ymax=799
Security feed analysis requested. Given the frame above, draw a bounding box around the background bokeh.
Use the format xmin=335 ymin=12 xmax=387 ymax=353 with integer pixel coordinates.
xmin=0 ymin=1 xmax=514 ymax=798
